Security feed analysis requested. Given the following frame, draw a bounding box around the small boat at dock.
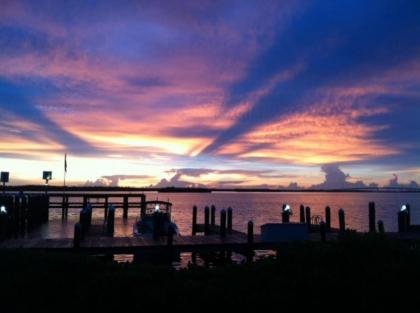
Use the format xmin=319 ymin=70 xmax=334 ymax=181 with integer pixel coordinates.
xmin=133 ymin=200 xmax=180 ymax=237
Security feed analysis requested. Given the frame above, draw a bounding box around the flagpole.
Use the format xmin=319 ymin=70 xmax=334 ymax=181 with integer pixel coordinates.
xmin=64 ymin=153 xmax=67 ymax=191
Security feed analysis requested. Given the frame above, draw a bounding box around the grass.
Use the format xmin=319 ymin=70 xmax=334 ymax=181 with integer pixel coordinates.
xmin=1 ymin=233 xmax=420 ymax=311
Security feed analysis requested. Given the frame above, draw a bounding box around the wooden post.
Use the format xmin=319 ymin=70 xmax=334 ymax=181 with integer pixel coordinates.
xmin=74 ymin=222 xmax=82 ymax=248
xmin=192 ymin=205 xmax=197 ymax=235
xmin=61 ymin=195 xmax=66 ymax=220
xmin=377 ymin=220 xmax=385 ymax=233
xmin=320 ymin=221 xmax=326 ymax=242
xmin=204 ymin=206 xmax=210 ymax=235
xmin=220 ymin=209 xmax=226 ymax=238
xmin=140 ymin=195 xmax=146 ymax=219
xmin=325 ymin=206 xmax=331 ymax=230
xmin=305 ymin=206 xmax=311 ymax=231
xmin=247 ymin=221 xmax=254 ymax=263
xmin=211 ymin=205 xmax=216 ymax=227
xmin=79 ymin=210 xmax=86 ymax=230
xmin=85 ymin=204 xmax=92 ymax=227
xmin=107 ymin=205 xmax=115 ymax=236
xmin=65 ymin=196 xmax=69 ymax=220
xmin=123 ymin=196 xmax=129 ymax=219
xmin=398 ymin=209 xmax=408 ymax=233
xmin=247 ymin=221 xmax=254 ymax=245
xmin=369 ymin=202 xmax=376 ymax=232
xmin=300 ymin=204 xmax=305 ymax=223
xmin=406 ymin=203 xmax=411 ymax=228
xmin=227 ymin=207 xmax=233 ymax=233
xmin=19 ymin=195 xmax=26 ymax=236
xmin=338 ymin=208 xmax=345 ymax=232
xmin=282 ymin=204 xmax=290 ymax=223
xmin=104 ymin=196 xmax=109 ymax=220
xmin=83 ymin=196 xmax=87 ymax=210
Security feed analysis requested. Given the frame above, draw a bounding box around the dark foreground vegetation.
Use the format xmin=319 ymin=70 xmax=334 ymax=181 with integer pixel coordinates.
xmin=2 ymin=234 xmax=420 ymax=311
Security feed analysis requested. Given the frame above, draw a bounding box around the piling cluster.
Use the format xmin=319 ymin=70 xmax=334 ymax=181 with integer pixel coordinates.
xmin=74 ymin=204 xmax=116 ymax=248
xmin=0 ymin=194 xmax=48 ymax=241
xmin=191 ymin=205 xmax=254 ymax=262
xmin=191 ymin=205 xmax=233 ymax=237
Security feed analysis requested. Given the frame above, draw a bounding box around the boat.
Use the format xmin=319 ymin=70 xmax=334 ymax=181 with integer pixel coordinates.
xmin=133 ymin=200 xmax=180 ymax=237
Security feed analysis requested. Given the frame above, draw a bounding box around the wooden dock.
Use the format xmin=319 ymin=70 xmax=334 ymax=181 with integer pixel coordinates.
xmin=0 ymin=232 xmax=339 ymax=255
xmin=1 ymin=193 xmax=420 ymax=261
xmin=3 ymin=231 xmax=420 ymax=256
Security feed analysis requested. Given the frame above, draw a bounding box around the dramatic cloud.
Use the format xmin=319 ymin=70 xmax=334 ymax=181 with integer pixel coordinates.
xmin=387 ymin=174 xmax=419 ymax=189
xmin=0 ymin=1 xmax=419 ymax=188
xmin=311 ymin=164 xmax=418 ymax=190
xmin=153 ymin=168 xmax=299 ymax=188
xmin=84 ymin=175 xmax=154 ymax=187
xmin=311 ymin=164 xmax=369 ymax=190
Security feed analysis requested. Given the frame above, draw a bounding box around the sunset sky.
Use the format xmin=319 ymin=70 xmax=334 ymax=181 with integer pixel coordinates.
xmin=0 ymin=0 xmax=419 ymax=188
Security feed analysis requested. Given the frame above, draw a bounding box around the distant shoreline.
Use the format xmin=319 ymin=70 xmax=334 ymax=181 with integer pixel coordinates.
xmin=1 ymin=185 xmax=419 ymax=193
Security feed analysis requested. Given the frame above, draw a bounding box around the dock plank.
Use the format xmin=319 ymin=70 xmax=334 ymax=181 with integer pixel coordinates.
xmin=3 ymin=231 xmax=420 ymax=255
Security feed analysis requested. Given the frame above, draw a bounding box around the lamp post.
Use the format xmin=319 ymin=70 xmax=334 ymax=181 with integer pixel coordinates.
xmin=43 ymin=171 xmax=52 ymax=194
xmin=282 ymin=204 xmax=292 ymax=223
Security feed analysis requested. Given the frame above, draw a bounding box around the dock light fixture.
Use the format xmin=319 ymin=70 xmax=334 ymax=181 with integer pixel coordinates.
xmin=0 ymin=205 xmax=6 ymax=214
xmin=401 ymin=205 xmax=407 ymax=212
xmin=283 ymin=204 xmax=292 ymax=215
xmin=43 ymin=171 xmax=52 ymax=185
xmin=1 ymin=172 xmax=9 ymax=183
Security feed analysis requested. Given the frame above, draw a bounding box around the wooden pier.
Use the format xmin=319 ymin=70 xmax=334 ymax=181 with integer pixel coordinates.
xmin=0 ymin=232 xmax=337 ymax=255
xmin=1 ymin=192 xmax=419 ymax=262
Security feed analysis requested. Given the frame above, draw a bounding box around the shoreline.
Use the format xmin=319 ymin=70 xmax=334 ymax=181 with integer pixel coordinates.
xmin=2 ymin=185 xmax=419 ymax=193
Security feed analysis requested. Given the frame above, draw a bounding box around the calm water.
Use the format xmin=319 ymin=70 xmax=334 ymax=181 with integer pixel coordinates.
xmin=25 ymin=191 xmax=419 ymax=267
xmin=32 ymin=191 xmax=420 ymax=238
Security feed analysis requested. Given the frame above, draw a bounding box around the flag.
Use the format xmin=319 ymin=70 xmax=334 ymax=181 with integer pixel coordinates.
xmin=64 ymin=153 xmax=67 ymax=173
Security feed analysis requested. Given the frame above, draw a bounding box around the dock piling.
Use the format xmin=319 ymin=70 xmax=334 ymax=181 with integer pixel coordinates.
xmin=325 ymin=206 xmax=331 ymax=230
xmin=247 ymin=221 xmax=254 ymax=263
xmin=377 ymin=220 xmax=385 ymax=233
xmin=227 ymin=207 xmax=233 ymax=233
xmin=320 ymin=221 xmax=326 ymax=242
xmin=140 ymin=195 xmax=146 ymax=219
xmin=305 ymin=206 xmax=311 ymax=230
xmin=123 ymin=196 xmax=128 ymax=219
xmin=211 ymin=205 xmax=216 ymax=227
xmin=406 ymin=203 xmax=411 ymax=228
xmin=83 ymin=196 xmax=87 ymax=210
xmin=300 ymin=204 xmax=305 ymax=223
xmin=204 ymin=206 xmax=210 ymax=235
xmin=106 ymin=205 xmax=115 ymax=236
xmin=61 ymin=195 xmax=68 ymax=220
xmin=369 ymin=202 xmax=376 ymax=232
xmin=192 ymin=205 xmax=197 ymax=235
xmin=282 ymin=204 xmax=290 ymax=223
xmin=247 ymin=221 xmax=254 ymax=245
xmin=220 ymin=209 xmax=226 ymax=238
xmin=104 ymin=196 xmax=109 ymax=220
xmin=398 ymin=209 xmax=409 ymax=233
xmin=338 ymin=208 xmax=346 ymax=232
